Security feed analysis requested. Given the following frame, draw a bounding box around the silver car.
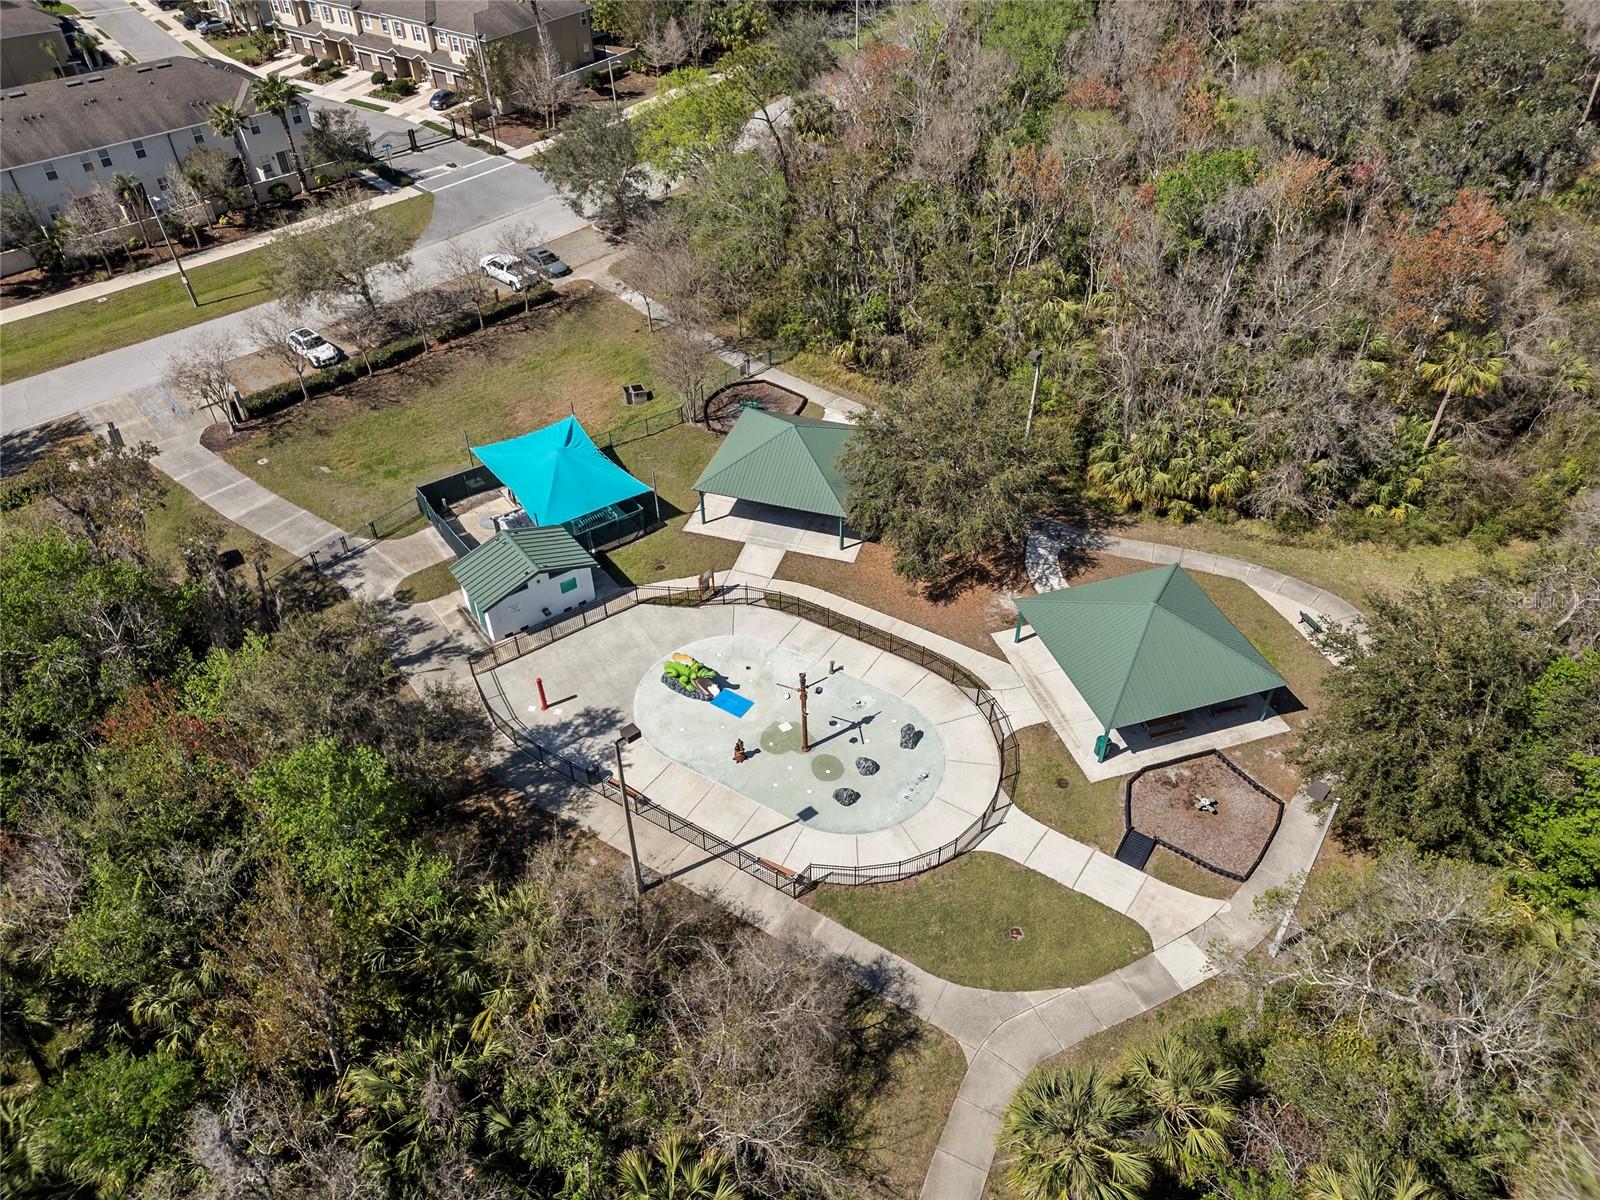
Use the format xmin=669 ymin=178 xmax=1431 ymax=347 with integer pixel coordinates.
xmin=286 ymin=327 xmax=341 ymax=367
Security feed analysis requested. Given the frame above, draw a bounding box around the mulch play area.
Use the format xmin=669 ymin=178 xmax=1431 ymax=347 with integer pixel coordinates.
xmin=704 ymin=379 xmax=808 ymax=433
xmin=1127 ymin=752 xmax=1282 ymax=880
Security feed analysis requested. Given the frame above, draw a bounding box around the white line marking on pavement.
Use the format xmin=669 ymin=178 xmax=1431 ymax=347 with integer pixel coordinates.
xmin=424 ymin=160 xmax=518 ymax=193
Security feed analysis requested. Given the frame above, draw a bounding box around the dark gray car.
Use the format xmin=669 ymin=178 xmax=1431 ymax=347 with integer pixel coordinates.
xmin=522 ymin=245 xmax=571 ymax=279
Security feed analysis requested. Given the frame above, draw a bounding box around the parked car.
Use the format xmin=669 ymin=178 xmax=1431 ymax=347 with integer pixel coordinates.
xmin=480 ymin=253 xmax=539 ymax=291
xmin=286 ymin=327 xmax=342 ymax=368
xmin=194 ymin=16 xmax=228 ymax=33
xmin=428 ymin=88 xmax=457 ymax=111
xmin=521 ymin=245 xmax=571 ymax=279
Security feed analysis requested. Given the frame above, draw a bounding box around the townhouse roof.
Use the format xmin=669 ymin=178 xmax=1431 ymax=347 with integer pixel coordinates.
xmin=0 ymin=57 xmax=272 ymax=170
xmin=287 ymin=0 xmax=587 ymax=41
xmin=0 ymin=0 xmax=65 ymax=39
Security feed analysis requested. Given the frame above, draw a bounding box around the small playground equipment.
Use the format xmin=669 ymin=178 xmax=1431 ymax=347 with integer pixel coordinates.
xmin=662 ymin=653 xmax=717 ymax=701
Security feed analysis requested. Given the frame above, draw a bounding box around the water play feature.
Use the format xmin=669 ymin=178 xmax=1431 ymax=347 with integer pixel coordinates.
xmin=631 ymin=634 xmax=948 ymax=835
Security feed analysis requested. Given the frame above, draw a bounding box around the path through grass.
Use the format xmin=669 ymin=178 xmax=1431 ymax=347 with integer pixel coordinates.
xmin=0 ymin=193 xmax=434 ymax=382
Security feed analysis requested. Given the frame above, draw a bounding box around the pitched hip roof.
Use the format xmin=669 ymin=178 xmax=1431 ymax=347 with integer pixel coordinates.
xmin=449 ymin=525 xmax=596 ymax=611
xmin=693 ymin=408 xmax=853 ymax=519
xmin=471 ymin=416 xmax=650 ymax=527
xmin=1014 ymin=564 xmax=1287 ymax=730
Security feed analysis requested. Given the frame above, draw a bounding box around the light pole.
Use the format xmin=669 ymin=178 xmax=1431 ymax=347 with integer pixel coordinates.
xmin=613 ymin=722 xmax=645 ymax=895
xmin=1025 ymin=348 xmax=1043 ymax=443
xmin=147 ymin=193 xmax=197 ymax=307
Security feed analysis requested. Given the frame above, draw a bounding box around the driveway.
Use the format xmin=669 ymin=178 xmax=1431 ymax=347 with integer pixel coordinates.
xmin=73 ymin=0 xmax=193 ymax=61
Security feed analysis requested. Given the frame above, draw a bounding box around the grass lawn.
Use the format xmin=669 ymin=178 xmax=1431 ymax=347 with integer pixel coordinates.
xmin=0 ymin=193 xmax=434 ymax=383
xmin=393 ymin=558 xmax=459 ymax=604
xmin=810 ymin=853 xmax=1152 ymax=992
xmin=224 ymin=289 xmax=684 ymax=531
xmin=348 ymin=98 xmax=389 ymax=112
xmin=855 ymin=1005 xmax=967 ymax=1199
xmin=1115 ymin=516 xmax=1530 ymax=605
xmin=603 ymin=423 xmax=740 ymax=585
xmin=1011 ymin=724 xmax=1124 ymax=853
xmin=776 ymin=540 xmax=1021 ymax=661
xmin=779 ymin=350 xmax=883 ymax=405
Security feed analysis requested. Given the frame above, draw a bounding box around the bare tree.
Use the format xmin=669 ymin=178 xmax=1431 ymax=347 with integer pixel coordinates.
xmin=653 ymin=327 xmax=721 ymax=426
xmin=246 ymin=311 xmax=316 ymax=403
xmin=157 ymin=167 xmax=212 ymax=250
xmin=181 ymin=145 xmax=245 ymax=213
xmin=640 ymin=16 xmax=689 ymax=75
xmin=62 ymin=185 xmax=126 ymax=275
xmin=164 ymin=337 xmax=247 ymax=432
xmin=505 ymin=28 xmax=579 ymax=131
xmin=333 ymin=299 xmax=394 ymax=378
xmin=439 ymin=241 xmax=496 ymax=330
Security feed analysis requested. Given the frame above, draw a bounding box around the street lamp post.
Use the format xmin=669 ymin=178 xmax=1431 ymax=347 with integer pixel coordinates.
xmin=147 ymin=194 xmax=197 ymax=307
xmin=1025 ymin=348 xmax=1043 ymax=443
xmin=613 ymin=723 xmax=645 ymax=895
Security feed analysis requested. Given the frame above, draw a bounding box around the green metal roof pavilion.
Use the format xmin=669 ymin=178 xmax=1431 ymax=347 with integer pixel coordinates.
xmin=450 ymin=526 xmax=597 ymax=612
xmin=1014 ymin=564 xmax=1286 ymax=758
xmin=693 ymin=409 xmax=854 ymax=546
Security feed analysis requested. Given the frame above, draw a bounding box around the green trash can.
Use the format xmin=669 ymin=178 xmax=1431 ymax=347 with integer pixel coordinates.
xmin=1094 ymin=733 xmax=1112 ymax=762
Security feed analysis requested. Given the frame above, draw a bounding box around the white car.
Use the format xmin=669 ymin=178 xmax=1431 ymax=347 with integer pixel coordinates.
xmin=480 ymin=252 xmax=539 ymax=291
xmin=286 ymin=327 xmax=341 ymax=368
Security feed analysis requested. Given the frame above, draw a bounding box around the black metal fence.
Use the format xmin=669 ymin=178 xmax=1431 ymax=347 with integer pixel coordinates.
xmin=593 ymin=408 xmax=686 ymax=450
xmin=468 ymin=582 xmax=1020 ymax=895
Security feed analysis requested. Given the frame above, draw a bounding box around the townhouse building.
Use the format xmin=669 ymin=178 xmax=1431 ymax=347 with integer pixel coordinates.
xmin=0 ymin=57 xmax=311 ymax=221
xmin=269 ymin=0 xmax=594 ymax=92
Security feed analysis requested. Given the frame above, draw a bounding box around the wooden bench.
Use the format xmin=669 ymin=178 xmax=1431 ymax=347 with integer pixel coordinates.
xmin=1298 ymin=610 xmax=1326 ymax=635
xmin=1144 ymin=715 xmax=1188 ymax=740
xmin=757 ymin=857 xmax=799 ymax=880
xmin=1208 ymin=699 xmax=1247 ymax=715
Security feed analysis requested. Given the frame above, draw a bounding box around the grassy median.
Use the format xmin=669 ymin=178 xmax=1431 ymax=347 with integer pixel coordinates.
xmin=0 ymin=193 xmax=434 ymax=383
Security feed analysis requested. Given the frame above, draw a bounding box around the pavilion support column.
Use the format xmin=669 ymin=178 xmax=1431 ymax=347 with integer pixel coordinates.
xmin=1258 ymin=690 xmax=1274 ymax=721
xmin=838 ymin=515 xmax=844 ymax=551
xmin=1013 ymin=612 xmax=1024 ymax=643
xmin=698 ymin=492 xmax=706 ymax=524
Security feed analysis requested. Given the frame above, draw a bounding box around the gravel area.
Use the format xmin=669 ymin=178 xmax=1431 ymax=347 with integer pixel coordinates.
xmin=1127 ymin=753 xmax=1281 ymax=879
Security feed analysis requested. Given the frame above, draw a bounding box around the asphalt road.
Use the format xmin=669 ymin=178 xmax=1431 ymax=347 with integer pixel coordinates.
xmin=72 ymin=0 xmax=192 ymax=62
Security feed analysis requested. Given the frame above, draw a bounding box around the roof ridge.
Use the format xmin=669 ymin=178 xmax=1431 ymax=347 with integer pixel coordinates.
xmin=1101 ymin=601 xmax=1161 ymax=729
xmin=1156 ymin=568 xmax=1277 ymax=675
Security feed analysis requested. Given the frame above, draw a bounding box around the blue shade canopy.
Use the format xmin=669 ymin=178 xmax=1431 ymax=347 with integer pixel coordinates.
xmin=472 ymin=416 xmax=650 ymax=527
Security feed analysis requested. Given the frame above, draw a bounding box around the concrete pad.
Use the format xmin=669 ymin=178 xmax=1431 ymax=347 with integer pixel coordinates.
xmin=934 ymin=1099 xmax=1005 ymax=1171
xmin=939 ymin=712 xmax=1002 ymax=766
xmin=983 ymin=1008 xmax=1061 ymax=1073
xmin=1075 ymin=972 xmax=1146 ymax=1029
xmin=937 ymin=759 xmax=1004 ymax=816
xmin=921 ymin=1150 xmax=991 ymax=1200
xmin=821 ymin=633 xmax=884 ymax=679
xmin=863 ymin=651 xmax=929 ymax=697
xmin=906 ymin=671 xmax=986 ymax=723
xmin=1022 ymin=830 xmax=1095 ymax=889
xmin=1127 ymin=877 xmax=1225 ymax=947
xmin=1118 ymin=955 xmax=1182 ymax=1010
xmin=854 ymin=824 xmax=924 ymax=867
xmin=929 ymin=985 xmax=1031 ymax=1052
xmin=731 ymin=605 xmax=801 ymax=643
xmin=1034 ymin=990 xmax=1105 ymax=1048
xmin=685 ymin=493 xmax=863 ymax=562
xmin=1072 ymin=851 xmax=1148 ymax=914
xmin=955 ymin=1049 xmax=1026 ymax=1114
xmin=898 ymin=797 xmax=983 ymax=854
xmin=778 ymin=619 xmax=846 ymax=665
xmin=1153 ymin=934 xmax=1216 ymax=991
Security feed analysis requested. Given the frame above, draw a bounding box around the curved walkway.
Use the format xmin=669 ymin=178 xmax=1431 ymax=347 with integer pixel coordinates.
xmin=115 ymin=386 xmax=1336 ymax=1200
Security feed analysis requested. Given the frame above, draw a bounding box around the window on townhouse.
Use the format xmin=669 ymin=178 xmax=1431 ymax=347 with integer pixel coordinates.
xmin=412 ymin=24 xmax=423 ymax=39
xmin=292 ymin=108 xmax=302 ymax=123
xmin=321 ymin=4 xmax=331 ymax=20
xmin=360 ymin=12 xmax=369 ymax=27
xmin=393 ymin=22 xmax=404 ymax=38
xmin=449 ymin=34 xmax=460 ymax=51
xmin=98 ymin=149 xmax=112 ymax=167
xmin=193 ymin=128 xmax=205 ymax=144
xmin=44 ymin=163 xmax=58 ymax=180
xmin=379 ymin=16 xmax=389 ymax=32
xmin=81 ymin=159 xmax=93 ymax=173
xmin=339 ymin=8 xmax=349 ymax=23
xmin=132 ymin=138 xmax=147 ymax=158
xmin=248 ymin=119 xmax=261 ymax=135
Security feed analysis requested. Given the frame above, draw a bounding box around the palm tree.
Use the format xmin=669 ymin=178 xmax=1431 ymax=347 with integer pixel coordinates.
xmin=1000 ymin=1067 xmax=1151 ymax=1200
xmin=108 ymin=171 xmax=147 ymax=269
xmin=250 ymin=72 xmax=310 ymax=193
xmin=1417 ymin=329 xmax=1507 ymax=450
xmin=615 ymin=1133 xmax=742 ymax=1199
xmin=1122 ymin=1035 xmax=1240 ymax=1183
xmin=208 ymin=100 xmax=262 ymax=211
xmin=1304 ymin=1154 xmax=1438 ymax=1200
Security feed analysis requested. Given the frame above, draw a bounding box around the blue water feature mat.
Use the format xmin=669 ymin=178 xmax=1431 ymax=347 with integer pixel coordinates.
xmin=710 ymin=690 xmax=754 ymax=718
